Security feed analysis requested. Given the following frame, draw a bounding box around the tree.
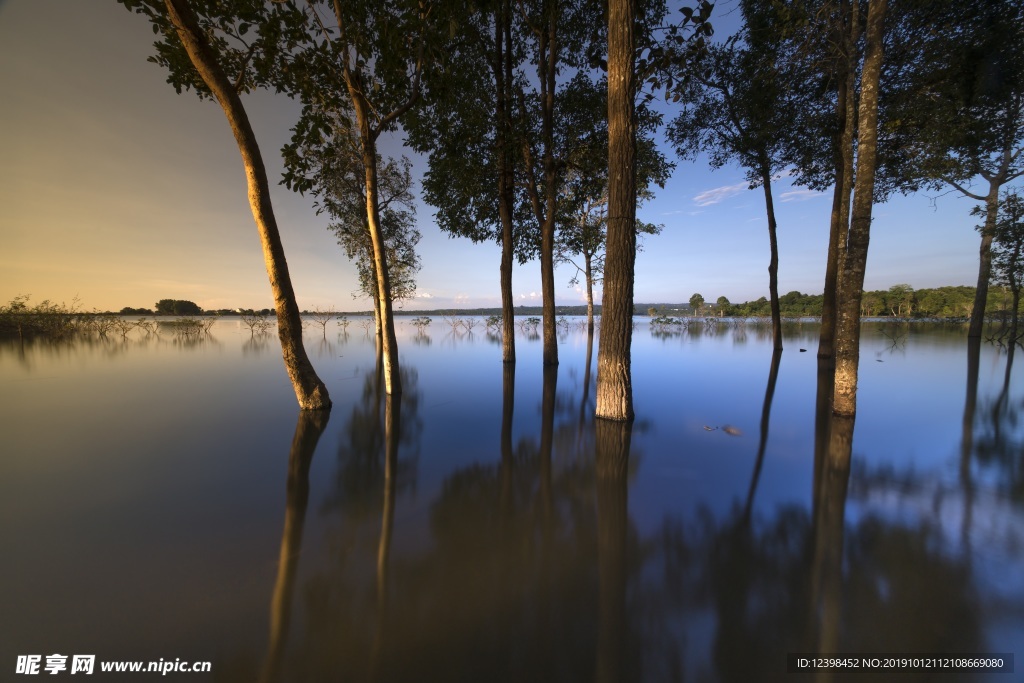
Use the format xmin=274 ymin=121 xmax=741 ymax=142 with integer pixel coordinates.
xmin=689 ymin=292 xmax=705 ymax=315
xmin=886 ymin=283 xmax=914 ymax=317
xmin=595 ymin=0 xmax=638 ymax=421
xmin=282 ymin=117 xmax=421 ymax=339
xmin=292 ymin=0 xmax=449 ymax=396
xmin=557 ymin=111 xmax=671 ymax=335
xmin=154 ymin=298 xmax=201 ymax=316
xmin=406 ymin=0 xmax=526 ymax=364
xmin=666 ymin=21 xmax=793 ymax=350
xmin=832 ymin=0 xmax=887 ymax=418
xmin=121 ymin=0 xmax=330 ymax=411
xmin=989 ymin=189 xmax=1024 ymax=343
xmin=891 ymin=0 xmax=1024 ymax=338
xmin=596 ymin=0 xmax=711 ymax=421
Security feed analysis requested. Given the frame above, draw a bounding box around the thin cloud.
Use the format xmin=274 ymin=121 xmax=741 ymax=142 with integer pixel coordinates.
xmin=780 ymin=188 xmax=826 ymax=202
xmin=693 ymin=181 xmax=749 ymax=207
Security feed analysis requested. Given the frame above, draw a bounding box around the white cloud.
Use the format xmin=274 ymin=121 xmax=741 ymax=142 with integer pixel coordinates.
xmin=693 ymin=181 xmax=749 ymax=207
xmin=779 ymin=188 xmax=826 ymax=202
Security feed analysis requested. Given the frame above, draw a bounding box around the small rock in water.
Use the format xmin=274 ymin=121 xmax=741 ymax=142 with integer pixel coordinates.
xmin=799 ymin=348 xmax=807 ymax=352
xmin=722 ymin=425 xmax=742 ymax=436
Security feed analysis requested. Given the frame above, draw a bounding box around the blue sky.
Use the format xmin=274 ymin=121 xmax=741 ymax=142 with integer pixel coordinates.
xmin=0 ymin=0 xmax=995 ymax=312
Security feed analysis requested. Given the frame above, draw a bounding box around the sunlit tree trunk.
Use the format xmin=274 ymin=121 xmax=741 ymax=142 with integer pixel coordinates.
xmin=354 ymin=112 xmax=402 ymax=396
xmin=833 ymin=0 xmax=886 ymax=418
xmin=596 ymin=0 xmax=637 ymax=422
xmin=163 ymin=0 xmax=329 ymax=410
xmin=819 ymin=0 xmax=857 ymax=362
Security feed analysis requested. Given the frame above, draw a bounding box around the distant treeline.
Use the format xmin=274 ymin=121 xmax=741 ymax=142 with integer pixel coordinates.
xmin=665 ymin=285 xmax=1017 ymax=319
xmin=108 ymin=285 xmax=1019 ymax=320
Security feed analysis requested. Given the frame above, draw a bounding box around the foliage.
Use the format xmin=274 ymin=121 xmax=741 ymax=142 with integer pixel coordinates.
xmin=886 ymin=0 xmax=1024 ymax=193
xmin=155 ymin=299 xmax=202 ymax=315
xmin=688 ymin=292 xmax=705 ymax=314
xmin=281 ymin=109 xmax=421 ymax=304
xmin=120 ymin=306 xmax=154 ymax=315
xmin=0 ymin=296 xmax=86 ymax=338
xmin=990 ymin=191 xmax=1024 ymax=297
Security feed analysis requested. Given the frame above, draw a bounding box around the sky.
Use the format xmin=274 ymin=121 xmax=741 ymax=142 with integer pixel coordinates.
xmin=0 ymin=0 xmax=997 ymax=313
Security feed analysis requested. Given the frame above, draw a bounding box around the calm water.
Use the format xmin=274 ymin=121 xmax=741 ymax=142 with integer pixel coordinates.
xmin=1 ymin=317 xmax=1021 ymax=681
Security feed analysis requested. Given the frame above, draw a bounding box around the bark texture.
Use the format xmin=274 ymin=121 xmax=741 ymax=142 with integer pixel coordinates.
xmin=164 ymin=0 xmax=329 ymax=410
xmin=357 ymin=128 xmax=403 ymax=396
xmin=833 ymin=0 xmax=886 ymax=418
xmin=596 ymin=0 xmax=637 ymax=422
xmin=819 ymin=0 xmax=857 ymax=361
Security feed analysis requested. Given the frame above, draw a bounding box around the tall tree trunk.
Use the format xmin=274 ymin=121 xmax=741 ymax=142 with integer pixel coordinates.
xmin=539 ymin=11 xmax=559 ymax=368
xmin=761 ymin=168 xmax=783 ymax=351
xmin=819 ymin=0 xmax=857 ymax=361
xmin=596 ymin=0 xmax=637 ymax=422
xmin=353 ymin=114 xmax=402 ymax=396
xmin=495 ymin=0 xmax=517 ymax=364
xmin=163 ymin=0 xmax=329 ymax=410
xmin=832 ymin=0 xmax=886 ymax=418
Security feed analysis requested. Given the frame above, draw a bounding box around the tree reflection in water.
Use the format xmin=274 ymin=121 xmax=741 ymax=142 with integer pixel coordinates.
xmin=253 ymin=334 xmax=1013 ymax=682
xmin=261 ymin=409 xmax=331 ymax=683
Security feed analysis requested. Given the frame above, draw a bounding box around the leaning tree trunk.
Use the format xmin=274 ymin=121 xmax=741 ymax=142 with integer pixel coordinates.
xmin=163 ymin=0 xmax=329 ymax=410
xmin=596 ymin=0 xmax=637 ymax=422
xmin=833 ymin=0 xmax=886 ymax=418
xmin=761 ymin=166 xmax=783 ymax=351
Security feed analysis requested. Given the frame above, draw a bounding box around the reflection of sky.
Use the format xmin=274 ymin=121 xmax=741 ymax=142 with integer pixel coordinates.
xmin=1 ymin=319 xmax=1021 ymax=674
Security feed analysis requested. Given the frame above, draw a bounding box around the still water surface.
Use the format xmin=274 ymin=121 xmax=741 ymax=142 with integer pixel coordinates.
xmin=1 ymin=318 xmax=1021 ymax=681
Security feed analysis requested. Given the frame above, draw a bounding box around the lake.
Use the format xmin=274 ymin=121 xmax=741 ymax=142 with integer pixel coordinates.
xmin=1 ymin=317 xmax=1021 ymax=681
